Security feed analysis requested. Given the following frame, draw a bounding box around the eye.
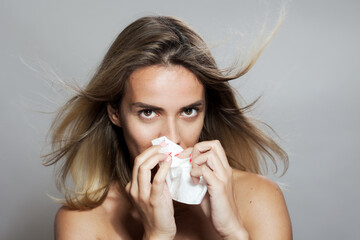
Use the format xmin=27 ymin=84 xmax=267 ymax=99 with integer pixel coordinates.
xmin=181 ymin=108 xmax=198 ymax=118
xmin=139 ymin=109 xmax=157 ymax=119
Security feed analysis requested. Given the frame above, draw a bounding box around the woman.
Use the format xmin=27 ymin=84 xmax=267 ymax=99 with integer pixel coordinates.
xmin=44 ymin=16 xmax=292 ymax=239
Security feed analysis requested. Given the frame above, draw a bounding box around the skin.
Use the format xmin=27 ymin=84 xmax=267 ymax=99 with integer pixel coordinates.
xmin=116 ymin=64 xmax=206 ymax=159
xmin=55 ymin=65 xmax=292 ymax=240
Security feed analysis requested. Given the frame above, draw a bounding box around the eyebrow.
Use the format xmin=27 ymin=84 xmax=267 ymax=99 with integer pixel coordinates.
xmin=131 ymin=100 xmax=205 ymax=111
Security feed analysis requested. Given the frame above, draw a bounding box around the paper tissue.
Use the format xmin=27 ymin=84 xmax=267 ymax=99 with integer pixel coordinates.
xmin=151 ymin=136 xmax=207 ymax=205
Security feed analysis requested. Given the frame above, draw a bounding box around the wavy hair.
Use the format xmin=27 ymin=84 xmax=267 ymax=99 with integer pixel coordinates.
xmin=43 ymin=15 xmax=288 ymax=209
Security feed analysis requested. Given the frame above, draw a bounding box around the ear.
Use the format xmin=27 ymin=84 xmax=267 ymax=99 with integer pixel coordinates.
xmin=107 ymin=104 xmax=121 ymax=127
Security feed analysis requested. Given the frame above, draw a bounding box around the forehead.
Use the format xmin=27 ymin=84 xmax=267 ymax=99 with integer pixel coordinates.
xmin=125 ymin=65 xmax=204 ymax=106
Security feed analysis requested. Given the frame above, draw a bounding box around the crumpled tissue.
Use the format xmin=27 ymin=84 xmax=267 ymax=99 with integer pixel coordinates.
xmin=152 ymin=136 xmax=207 ymax=205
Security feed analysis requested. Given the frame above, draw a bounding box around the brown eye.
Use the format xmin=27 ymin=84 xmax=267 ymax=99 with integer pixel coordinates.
xmin=139 ymin=109 xmax=157 ymax=119
xmin=143 ymin=110 xmax=152 ymax=116
xmin=184 ymin=108 xmax=193 ymax=115
xmin=181 ymin=108 xmax=198 ymax=118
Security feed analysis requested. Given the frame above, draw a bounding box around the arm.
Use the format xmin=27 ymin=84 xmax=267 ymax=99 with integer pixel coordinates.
xmin=183 ymin=140 xmax=292 ymax=240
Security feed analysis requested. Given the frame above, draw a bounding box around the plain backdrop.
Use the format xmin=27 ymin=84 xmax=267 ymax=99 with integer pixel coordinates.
xmin=1 ymin=0 xmax=359 ymax=239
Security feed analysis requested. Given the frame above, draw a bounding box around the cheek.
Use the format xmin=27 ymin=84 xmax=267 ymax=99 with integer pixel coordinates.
xmin=124 ymin=118 xmax=162 ymax=156
xmin=179 ymin=116 xmax=205 ymax=149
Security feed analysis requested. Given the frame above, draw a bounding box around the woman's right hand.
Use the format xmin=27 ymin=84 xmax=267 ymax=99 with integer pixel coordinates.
xmin=126 ymin=145 xmax=176 ymax=240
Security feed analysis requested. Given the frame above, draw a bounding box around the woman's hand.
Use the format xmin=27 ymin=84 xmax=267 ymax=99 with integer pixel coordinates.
xmin=181 ymin=140 xmax=249 ymax=239
xmin=126 ymin=145 xmax=176 ymax=240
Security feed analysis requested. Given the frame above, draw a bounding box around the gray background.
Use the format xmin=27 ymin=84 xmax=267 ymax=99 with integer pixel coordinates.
xmin=1 ymin=0 xmax=359 ymax=239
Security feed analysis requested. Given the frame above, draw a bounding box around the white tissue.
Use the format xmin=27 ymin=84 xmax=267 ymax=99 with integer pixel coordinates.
xmin=151 ymin=136 xmax=207 ymax=205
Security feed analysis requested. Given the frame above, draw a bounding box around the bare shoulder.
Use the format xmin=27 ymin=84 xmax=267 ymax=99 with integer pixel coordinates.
xmin=232 ymin=170 xmax=292 ymax=239
xmin=232 ymin=170 xmax=285 ymax=202
xmin=55 ymin=205 xmax=106 ymax=239
xmin=55 ymin=185 xmax=128 ymax=239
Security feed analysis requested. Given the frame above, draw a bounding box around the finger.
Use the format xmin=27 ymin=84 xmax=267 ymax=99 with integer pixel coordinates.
xmin=131 ymin=145 xmax=163 ymax=190
xmin=138 ymin=153 xmax=169 ymax=200
xmin=126 ymin=180 xmax=139 ymax=204
xmin=189 ymin=164 xmax=201 ymax=184
xmin=132 ymin=145 xmax=163 ymax=175
xmin=191 ymin=150 xmax=220 ymax=171
xmin=176 ymin=147 xmax=193 ymax=159
xmin=193 ymin=140 xmax=229 ymax=169
xmin=191 ymin=149 xmax=228 ymax=182
xmin=200 ymin=164 xmax=222 ymax=187
xmin=150 ymin=158 xmax=172 ymax=203
xmin=189 ymin=151 xmax=213 ymax=184
xmin=191 ymin=142 xmax=211 ymax=159
xmin=209 ymin=140 xmax=230 ymax=168
xmin=190 ymin=154 xmax=222 ymax=184
xmin=125 ymin=181 xmax=131 ymax=195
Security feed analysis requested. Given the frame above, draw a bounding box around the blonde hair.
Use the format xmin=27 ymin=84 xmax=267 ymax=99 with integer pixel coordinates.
xmin=43 ymin=15 xmax=288 ymax=210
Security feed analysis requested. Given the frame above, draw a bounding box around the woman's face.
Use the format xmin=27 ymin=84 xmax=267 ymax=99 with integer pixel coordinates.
xmin=117 ymin=65 xmax=206 ymax=160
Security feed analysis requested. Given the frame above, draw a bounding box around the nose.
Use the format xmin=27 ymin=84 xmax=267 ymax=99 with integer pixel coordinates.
xmin=162 ymin=117 xmax=181 ymax=145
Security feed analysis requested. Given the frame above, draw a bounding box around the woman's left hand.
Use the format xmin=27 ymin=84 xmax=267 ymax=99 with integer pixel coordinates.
xmin=181 ymin=140 xmax=249 ymax=239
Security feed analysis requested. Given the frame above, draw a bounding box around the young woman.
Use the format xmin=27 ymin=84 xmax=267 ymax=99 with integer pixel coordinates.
xmin=44 ymin=16 xmax=292 ymax=239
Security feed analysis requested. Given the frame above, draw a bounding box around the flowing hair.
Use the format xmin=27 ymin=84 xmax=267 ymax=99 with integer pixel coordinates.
xmin=43 ymin=15 xmax=288 ymax=210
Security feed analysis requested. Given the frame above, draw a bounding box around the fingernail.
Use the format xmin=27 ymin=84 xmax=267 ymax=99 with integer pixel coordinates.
xmin=192 ymin=177 xmax=200 ymax=184
xmin=189 ymin=158 xmax=192 ymax=163
xmin=178 ymin=152 xmax=190 ymax=159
